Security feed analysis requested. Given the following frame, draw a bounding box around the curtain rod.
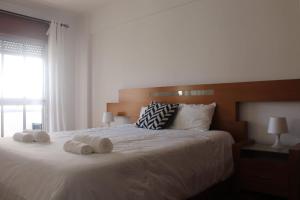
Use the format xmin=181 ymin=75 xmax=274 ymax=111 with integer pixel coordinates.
xmin=0 ymin=9 xmax=70 ymax=28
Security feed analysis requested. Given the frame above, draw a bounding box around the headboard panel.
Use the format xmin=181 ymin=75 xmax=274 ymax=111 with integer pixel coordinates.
xmin=107 ymin=79 xmax=300 ymax=142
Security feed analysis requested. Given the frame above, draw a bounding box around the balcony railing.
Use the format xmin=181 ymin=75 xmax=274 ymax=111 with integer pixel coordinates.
xmin=0 ymin=104 xmax=44 ymax=137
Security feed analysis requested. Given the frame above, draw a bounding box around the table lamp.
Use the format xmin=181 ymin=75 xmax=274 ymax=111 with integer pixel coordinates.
xmin=268 ymin=117 xmax=288 ymax=148
xmin=102 ymin=112 xmax=114 ymax=127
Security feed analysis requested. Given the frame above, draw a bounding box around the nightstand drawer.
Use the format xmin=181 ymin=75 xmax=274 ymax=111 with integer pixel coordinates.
xmin=239 ymin=158 xmax=289 ymax=197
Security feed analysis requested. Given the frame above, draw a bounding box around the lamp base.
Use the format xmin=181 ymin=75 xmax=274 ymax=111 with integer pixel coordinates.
xmin=272 ymin=134 xmax=283 ymax=149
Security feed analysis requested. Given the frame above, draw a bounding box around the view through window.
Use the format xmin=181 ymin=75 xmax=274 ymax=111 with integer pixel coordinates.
xmin=0 ymin=37 xmax=46 ymax=137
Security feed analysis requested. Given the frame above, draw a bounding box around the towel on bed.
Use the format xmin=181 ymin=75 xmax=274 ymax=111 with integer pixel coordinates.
xmin=13 ymin=132 xmax=35 ymax=143
xmin=24 ymin=130 xmax=51 ymax=143
xmin=63 ymin=140 xmax=94 ymax=155
xmin=73 ymin=135 xmax=113 ymax=153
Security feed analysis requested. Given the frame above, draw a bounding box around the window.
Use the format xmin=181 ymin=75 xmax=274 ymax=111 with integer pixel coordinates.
xmin=0 ymin=36 xmax=46 ymax=137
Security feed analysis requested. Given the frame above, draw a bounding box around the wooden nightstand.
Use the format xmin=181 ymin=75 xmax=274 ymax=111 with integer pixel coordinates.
xmin=235 ymin=143 xmax=300 ymax=200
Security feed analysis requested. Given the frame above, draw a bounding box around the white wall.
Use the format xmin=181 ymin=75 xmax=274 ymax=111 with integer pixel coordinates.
xmin=0 ymin=0 xmax=84 ymax=130
xmin=88 ymin=0 xmax=300 ymax=145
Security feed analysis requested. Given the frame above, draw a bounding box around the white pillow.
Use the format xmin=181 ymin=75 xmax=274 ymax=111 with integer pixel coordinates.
xmin=170 ymin=103 xmax=216 ymax=131
xmin=139 ymin=106 xmax=147 ymax=118
xmin=111 ymin=116 xmax=131 ymax=126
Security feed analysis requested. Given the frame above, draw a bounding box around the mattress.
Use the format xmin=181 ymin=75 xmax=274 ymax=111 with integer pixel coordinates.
xmin=0 ymin=124 xmax=234 ymax=200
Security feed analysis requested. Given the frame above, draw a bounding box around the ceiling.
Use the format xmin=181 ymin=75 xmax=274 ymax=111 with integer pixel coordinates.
xmin=18 ymin=0 xmax=113 ymax=13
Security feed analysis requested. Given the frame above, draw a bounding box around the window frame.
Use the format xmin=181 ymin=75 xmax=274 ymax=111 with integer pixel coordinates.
xmin=0 ymin=34 xmax=47 ymax=137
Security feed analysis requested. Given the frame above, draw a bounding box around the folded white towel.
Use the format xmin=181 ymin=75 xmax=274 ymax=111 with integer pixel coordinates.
xmin=63 ymin=140 xmax=94 ymax=155
xmin=73 ymin=135 xmax=113 ymax=153
xmin=24 ymin=130 xmax=50 ymax=143
xmin=13 ymin=132 xmax=35 ymax=143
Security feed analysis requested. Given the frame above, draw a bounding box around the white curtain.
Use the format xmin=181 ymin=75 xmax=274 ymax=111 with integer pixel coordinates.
xmin=47 ymin=21 xmax=67 ymax=132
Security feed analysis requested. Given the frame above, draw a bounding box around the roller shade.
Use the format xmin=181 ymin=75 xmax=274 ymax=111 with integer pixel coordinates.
xmin=0 ymin=36 xmax=46 ymax=57
xmin=0 ymin=11 xmax=49 ymax=42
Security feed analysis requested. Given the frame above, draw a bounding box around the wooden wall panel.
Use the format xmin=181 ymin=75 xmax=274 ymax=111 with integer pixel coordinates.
xmin=107 ymin=79 xmax=300 ymax=142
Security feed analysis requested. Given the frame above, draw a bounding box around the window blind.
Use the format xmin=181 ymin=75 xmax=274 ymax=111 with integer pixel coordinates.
xmin=0 ymin=37 xmax=45 ymax=57
xmin=0 ymin=12 xmax=49 ymax=42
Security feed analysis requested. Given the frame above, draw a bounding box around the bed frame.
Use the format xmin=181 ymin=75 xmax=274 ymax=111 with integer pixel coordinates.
xmin=107 ymin=79 xmax=300 ymax=199
xmin=107 ymin=79 xmax=300 ymax=143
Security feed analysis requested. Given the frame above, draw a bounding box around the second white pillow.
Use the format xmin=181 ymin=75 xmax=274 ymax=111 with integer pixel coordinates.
xmin=170 ymin=103 xmax=216 ymax=131
xmin=139 ymin=106 xmax=147 ymax=118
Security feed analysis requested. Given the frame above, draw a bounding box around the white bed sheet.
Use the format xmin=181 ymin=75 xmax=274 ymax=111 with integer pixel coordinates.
xmin=0 ymin=124 xmax=234 ymax=200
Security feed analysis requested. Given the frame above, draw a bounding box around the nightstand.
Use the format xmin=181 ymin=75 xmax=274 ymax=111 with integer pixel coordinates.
xmin=235 ymin=143 xmax=300 ymax=200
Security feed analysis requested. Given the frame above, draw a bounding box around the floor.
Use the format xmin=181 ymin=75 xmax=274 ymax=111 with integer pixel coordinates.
xmin=229 ymin=191 xmax=287 ymax=200
xmin=190 ymin=190 xmax=287 ymax=200
xmin=189 ymin=179 xmax=288 ymax=200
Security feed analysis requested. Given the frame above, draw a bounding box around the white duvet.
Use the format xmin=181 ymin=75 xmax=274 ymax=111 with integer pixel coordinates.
xmin=0 ymin=125 xmax=234 ymax=200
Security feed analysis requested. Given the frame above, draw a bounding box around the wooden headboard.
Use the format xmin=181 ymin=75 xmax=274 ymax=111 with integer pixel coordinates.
xmin=107 ymin=79 xmax=300 ymax=142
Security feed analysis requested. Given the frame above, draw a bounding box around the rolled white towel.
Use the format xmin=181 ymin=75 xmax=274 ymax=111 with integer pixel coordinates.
xmin=73 ymin=135 xmax=113 ymax=153
xmin=24 ymin=130 xmax=50 ymax=143
xmin=13 ymin=132 xmax=35 ymax=143
xmin=63 ymin=140 xmax=94 ymax=155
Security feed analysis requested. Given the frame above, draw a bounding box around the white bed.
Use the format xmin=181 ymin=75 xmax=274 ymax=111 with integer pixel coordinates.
xmin=0 ymin=124 xmax=234 ymax=200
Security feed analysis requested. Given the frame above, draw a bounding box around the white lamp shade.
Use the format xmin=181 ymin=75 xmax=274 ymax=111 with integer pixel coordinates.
xmin=268 ymin=117 xmax=288 ymax=134
xmin=102 ymin=112 xmax=114 ymax=123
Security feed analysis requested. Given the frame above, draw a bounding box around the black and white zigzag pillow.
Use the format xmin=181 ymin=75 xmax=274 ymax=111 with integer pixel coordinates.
xmin=136 ymin=102 xmax=179 ymax=130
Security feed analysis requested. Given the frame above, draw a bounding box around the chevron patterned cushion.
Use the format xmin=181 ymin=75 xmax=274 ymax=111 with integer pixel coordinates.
xmin=136 ymin=102 xmax=179 ymax=130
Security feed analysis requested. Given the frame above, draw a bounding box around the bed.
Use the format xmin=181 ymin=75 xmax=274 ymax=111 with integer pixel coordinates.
xmin=0 ymin=125 xmax=234 ymax=200
xmin=1 ymin=79 xmax=299 ymax=200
